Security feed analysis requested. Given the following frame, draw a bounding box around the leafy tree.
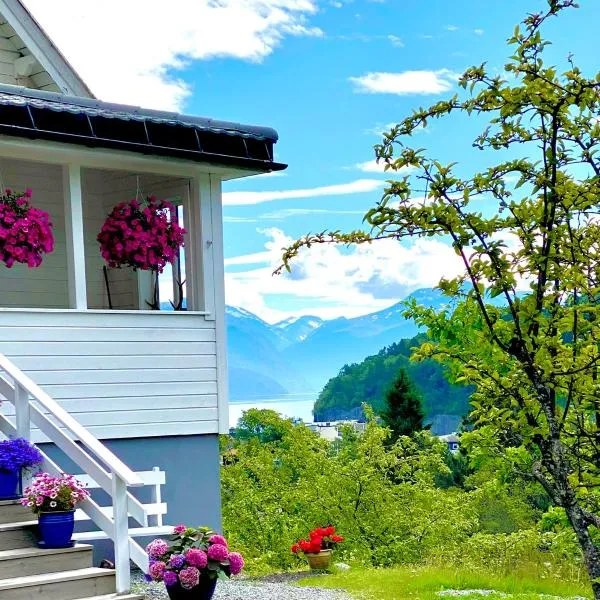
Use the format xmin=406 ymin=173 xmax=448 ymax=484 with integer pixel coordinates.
xmin=233 ymin=408 xmax=293 ymax=444
xmin=278 ymin=2 xmax=600 ymax=595
xmin=381 ymin=369 xmax=425 ymax=441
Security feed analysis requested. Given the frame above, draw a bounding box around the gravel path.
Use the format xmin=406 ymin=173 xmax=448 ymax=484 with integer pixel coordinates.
xmin=132 ymin=571 xmax=352 ymax=600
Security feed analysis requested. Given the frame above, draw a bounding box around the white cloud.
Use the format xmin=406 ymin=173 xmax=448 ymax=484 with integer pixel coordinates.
xmin=350 ymin=69 xmax=458 ymax=95
xmin=24 ymin=0 xmax=322 ymax=111
xmin=445 ymin=25 xmax=459 ymax=31
xmin=259 ymin=208 xmax=366 ymax=219
xmin=223 ymin=179 xmax=384 ymax=206
xmin=224 ymin=227 xmax=464 ymax=322
xmin=474 ymin=28 xmax=484 ymax=36
xmin=387 ymin=35 xmax=404 ymax=48
xmin=352 ymin=159 xmax=414 ymax=174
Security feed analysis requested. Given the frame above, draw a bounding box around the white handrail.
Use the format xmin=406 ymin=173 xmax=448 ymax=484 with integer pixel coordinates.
xmin=0 ymin=353 xmax=143 ymax=487
xmin=0 ymin=353 xmax=149 ymax=593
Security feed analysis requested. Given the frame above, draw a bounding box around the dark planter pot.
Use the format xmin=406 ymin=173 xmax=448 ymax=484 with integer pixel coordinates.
xmin=166 ymin=577 xmax=218 ymax=600
xmin=0 ymin=470 xmax=19 ymax=499
xmin=38 ymin=511 xmax=75 ymax=548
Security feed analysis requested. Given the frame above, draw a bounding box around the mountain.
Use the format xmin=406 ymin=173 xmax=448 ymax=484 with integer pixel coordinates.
xmin=282 ymin=288 xmax=447 ymax=389
xmin=226 ymin=306 xmax=310 ymax=398
xmin=225 ymin=288 xmax=449 ymax=400
xmin=274 ymin=315 xmax=324 ymax=346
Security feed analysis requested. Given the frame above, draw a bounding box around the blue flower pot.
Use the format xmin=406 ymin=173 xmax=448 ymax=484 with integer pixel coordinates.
xmin=0 ymin=470 xmax=19 ymax=499
xmin=38 ymin=511 xmax=75 ymax=548
xmin=166 ymin=577 xmax=217 ymax=600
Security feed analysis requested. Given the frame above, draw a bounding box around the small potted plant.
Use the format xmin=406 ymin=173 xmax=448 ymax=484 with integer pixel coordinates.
xmin=291 ymin=526 xmax=344 ymax=570
xmin=21 ymin=473 xmax=89 ymax=548
xmin=0 ymin=438 xmax=43 ymax=499
xmin=146 ymin=525 xmax=244 ymax=600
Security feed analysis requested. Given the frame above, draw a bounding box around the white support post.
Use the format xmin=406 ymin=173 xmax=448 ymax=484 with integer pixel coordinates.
xmin=14 ymin=384 xmax=30 ymax=441
xmin=63 ymin=164 xmax=88 ymax=309
xmin=112 ymin=474 xmax=131 ymax=594
xmin=208 ymin=175 xmax=229 ymax=433
xmin=15 ymin=383 xmax=31 ymax=489
xmin=186 ymin=174 xmax=215 ymax=316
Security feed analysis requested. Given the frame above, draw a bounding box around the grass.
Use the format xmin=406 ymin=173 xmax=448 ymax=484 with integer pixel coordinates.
xmin=296 ymin=565 xmax=592 ymax=600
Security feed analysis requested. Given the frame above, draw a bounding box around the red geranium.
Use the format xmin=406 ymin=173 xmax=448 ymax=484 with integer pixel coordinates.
xmin=0 ymin=188 xmax=54 ymax=268
xmin=291 ymin=526 xmax=344 ymax=555
xmin=98 ymin=195 xmax=186 ymax=273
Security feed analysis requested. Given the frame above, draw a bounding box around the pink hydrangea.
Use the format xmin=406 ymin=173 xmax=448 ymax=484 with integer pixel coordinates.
xmin=146 ymin=539 xmax=169 ymax=559
xmin=185 ymin=548 xmax=208 ymax=569
xmin=173 ymin=525 xmax=186 ymax=535
xmin=148 ymin=561 xmax=166 ymax=581
xmin=207 ymin=543 xmax=229 ymax=562
xmin=97 ymin=196 xmax=186 ymax=273
xmin=228 ymin=552 xmax=244 ymax=575
xmin=209 ymin=534 xmax=228 ymax=547
xmin=178 ymin=566 xmax=200 ymax=589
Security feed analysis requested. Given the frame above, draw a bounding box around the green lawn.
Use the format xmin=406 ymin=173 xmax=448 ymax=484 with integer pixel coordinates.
xmin=296 ymin=565 xmax=591 ymax=600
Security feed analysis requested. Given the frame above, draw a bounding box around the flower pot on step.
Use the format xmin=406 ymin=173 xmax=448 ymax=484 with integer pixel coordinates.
xmin=38 ymin=510 xmax=75 ymax=548
xmin=166 ymin=577 xmax=218 ymax=600
xmin=0 ymin=470 xmax=19 ymax=499
xmin=306 ymin=549 xmax=332 ymax=570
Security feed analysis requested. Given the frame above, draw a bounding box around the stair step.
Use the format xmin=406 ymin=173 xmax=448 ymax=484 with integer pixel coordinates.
xmin=0 ymin=567 xmax=116 ymax=600
xmin=71 ymin=596 xmax=143 ymax=600
xmin=0 ymin=543 xmax=93 ymax=576
xmin=0 ymin=519 xmax=37 ymax=550
xmin=0 ymin=498 xmax=31 ymax=523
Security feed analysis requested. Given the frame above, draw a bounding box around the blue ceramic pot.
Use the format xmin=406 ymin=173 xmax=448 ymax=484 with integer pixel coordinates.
xmin=38 ymin=511 xmax=75 ymax=548
xmin=0 ymin=470 xmax=19 ymax=499
xmin=166 ymin=577 xmax=217 ymax=600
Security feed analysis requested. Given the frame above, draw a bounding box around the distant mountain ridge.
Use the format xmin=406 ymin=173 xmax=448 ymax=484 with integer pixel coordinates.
xmin=225 ymin=288 xmax=449 ymax=401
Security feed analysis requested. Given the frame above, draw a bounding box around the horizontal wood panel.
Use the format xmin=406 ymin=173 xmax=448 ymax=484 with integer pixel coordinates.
xmin=10 ymin=354 xmax=217 ymax=371
xmin=0 ymin=311 xmax=215 ymax=329
xmin=1 ymin=341 xmax=215 ymax=356
xmin=0 ymin=327 xmax=215 ymax=343
xmin=2 ymin=395 xmax=217 ymax=415
xmin=42 ymin=381 xmax=217 ymax=399
xmin=28 ymin=368 xmax=217 ymax=385
xmin=29 ymin=420 xmax=219 ymax=443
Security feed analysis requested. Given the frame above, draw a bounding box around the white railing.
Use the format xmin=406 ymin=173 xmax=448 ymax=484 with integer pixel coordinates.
xmin=0 ymin=352 xmax=149 ymax=593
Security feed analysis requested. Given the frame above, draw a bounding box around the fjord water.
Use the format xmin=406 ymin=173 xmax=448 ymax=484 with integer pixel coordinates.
xmin=228 ymin=392 xmax=317 ymax=426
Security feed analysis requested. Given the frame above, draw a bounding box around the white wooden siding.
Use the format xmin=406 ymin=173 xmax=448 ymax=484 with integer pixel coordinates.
xmin=0 ymin=310 xmax=219 ymax=440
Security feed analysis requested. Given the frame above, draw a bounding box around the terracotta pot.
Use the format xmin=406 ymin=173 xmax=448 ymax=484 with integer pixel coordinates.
xmin=306 ymin=549 xmax=332 ymax=570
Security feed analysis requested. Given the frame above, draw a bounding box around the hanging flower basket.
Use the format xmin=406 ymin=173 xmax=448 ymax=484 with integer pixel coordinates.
xmin=97 ymin=196 xmax=186 ymax=273
xmin=0 ymin=188 xmax=54 ymax=268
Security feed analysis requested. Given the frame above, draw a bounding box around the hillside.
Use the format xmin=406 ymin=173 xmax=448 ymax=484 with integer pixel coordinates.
xmin=313 ymin=337 xmax=472 ymax=433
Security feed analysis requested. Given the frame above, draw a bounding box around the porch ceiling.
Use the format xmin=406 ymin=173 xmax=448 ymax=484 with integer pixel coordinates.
xmin=0 ymin=84 xmax=287 ymax=173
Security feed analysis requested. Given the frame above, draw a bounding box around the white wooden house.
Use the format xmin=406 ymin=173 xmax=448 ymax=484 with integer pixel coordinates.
xmin=0 ymin=1 xmax=286 ymax=597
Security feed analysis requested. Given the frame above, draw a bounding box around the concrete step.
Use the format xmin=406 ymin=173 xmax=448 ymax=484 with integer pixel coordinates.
xmin=0 ymin=498 xmax=31 ymax=524
xmin=0 ymin=543 xmax=93 ymax=577
xmin=0 ymin=567 xmax=117 ymax=600
xmin=0 ymin=519 xmax=37 ymax=550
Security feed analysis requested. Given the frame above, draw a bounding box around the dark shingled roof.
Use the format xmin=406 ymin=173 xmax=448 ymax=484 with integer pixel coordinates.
xmin=0 ymin=84 xmax=287 ymax=172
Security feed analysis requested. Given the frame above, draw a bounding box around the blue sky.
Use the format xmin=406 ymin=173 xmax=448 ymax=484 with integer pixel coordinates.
xmin=26 ymin=0 xmax=600 ymax=322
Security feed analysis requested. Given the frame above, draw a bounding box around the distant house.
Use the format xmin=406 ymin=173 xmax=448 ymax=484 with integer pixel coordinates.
xmin=308 ymin=420 xmax=367 ymax=441
xmin=0 ymin=0 xmax=286 ymax=594
xmin=438 ymin=433 xmax=460 ymax=453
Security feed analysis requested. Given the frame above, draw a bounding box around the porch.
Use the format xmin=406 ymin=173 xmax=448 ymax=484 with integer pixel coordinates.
xmin=0 ymin=150 xmax=229 ymax=438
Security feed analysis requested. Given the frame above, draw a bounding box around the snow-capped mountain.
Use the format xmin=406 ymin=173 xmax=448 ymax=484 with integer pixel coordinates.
xmin=226 ymin=288 xmax=447 ymax=398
